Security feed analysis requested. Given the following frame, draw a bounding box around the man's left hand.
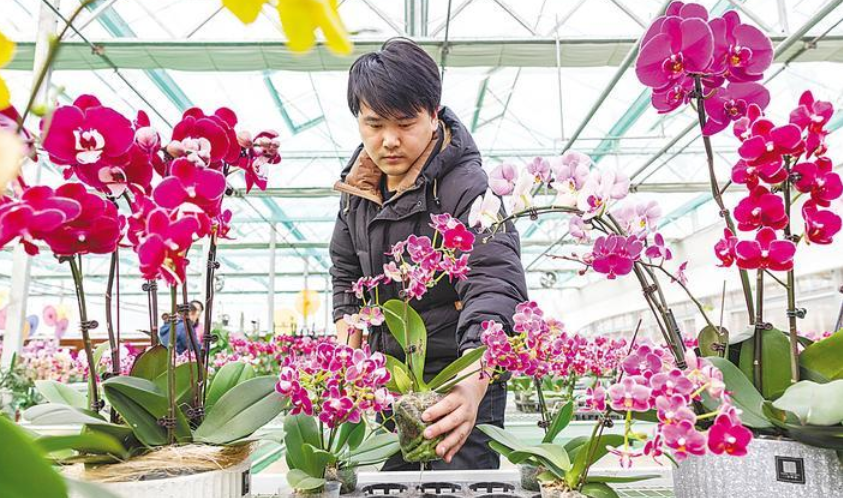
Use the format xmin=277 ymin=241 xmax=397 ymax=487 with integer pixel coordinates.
xmin=421 ymin=367 xmax=489 ymax=463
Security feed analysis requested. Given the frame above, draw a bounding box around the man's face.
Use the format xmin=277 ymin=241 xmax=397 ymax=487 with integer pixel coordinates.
xmin=357 ymin=103 xmax=437 ymax=179
xmin=189 ymin=306 xmax=201 ymax=323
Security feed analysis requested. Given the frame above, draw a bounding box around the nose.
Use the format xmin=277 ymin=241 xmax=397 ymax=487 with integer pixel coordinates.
xmin=382 ymin=130 xmax=400 ymax=150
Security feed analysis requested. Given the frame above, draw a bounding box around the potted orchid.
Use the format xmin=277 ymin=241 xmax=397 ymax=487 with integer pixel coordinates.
xmin=631 ymin=1 xmax=843 ymax=496
xmin=342 ymin=214 xmax=488 ymax=462
xmin=276 ymin=341 xmax=399 ymax=496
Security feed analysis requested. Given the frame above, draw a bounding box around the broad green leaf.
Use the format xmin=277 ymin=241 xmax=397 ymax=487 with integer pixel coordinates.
xmin=35 ymin=380 xmax=87 ymax=409
xmin=194 ymin=376 xmax=285 ymax=445
xmin=800 ymin=331 xmax=843 ymax=381
xmin=563 ymin=435 xmax=589 ymax=463
xmin=508 ymin=444 xmax=571 ymax=476
xmin=773 ymin=380 xmax=843 ymax=426
xmin=23 ymin=404 xmax=105 ymax=426
xmin=153 ymin=362 xmax=198 ymax=407
xmin=82 ymin=423 xmax=141 ymax=454
xmin=284 ymin=414 xmax=322 ymax=471
xmin=92 ymin=342 xmax=111 ymax=371
xmin=543 ymin=400 xmax=574 ymax=443
xmin=382 ymin=299 xmax=426 ymax=387
xmin=581 ymin=482 xmax=620 ymax=498
xmin=738 ymin=327 xmax=792 ymax=400
xmin=344 ymin=432 xmax=399 ymax=467
xmin=130 ymin=345 xmax=168 ymax=381
xmin=205 ymin=362 xmax=256 ymax=412
xmin=706 ymin=357 xmax=772 ymax=428
xmin=762 ymin=402 xmax=843 ymax=450
xmin=698 ymin=325 xmax=729 ymax=357
xmin=569 ymin=435 xmax=624 ymax=488
xmin=102 ymin=376 xmax=191 ymax=446
xmin=0 ymin=416 xmax=67 ymax=498
xmin=586 ymin=475 xmax=660 ymax=484
xmin=384 ymin=354 xmax=412 ymax=394
xmin=427 ymin=347 xmax=486 ymax=391
xmin=334 ymin=421 xmax=365 ymax=453
xmin=302 ymin=442 xmax=335 ymax=477
xmin=286 ymin=469 xmax=326 ymax=491
xmin=478 ymin=423 xmax=530 ymax=453
xmin=36 ymin=432 xmax=128 ymax=459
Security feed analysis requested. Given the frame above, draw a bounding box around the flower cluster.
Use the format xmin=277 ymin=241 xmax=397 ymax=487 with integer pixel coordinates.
xmin=715 ymin=92 xmax=842 ymax=270
xmin=343 ymin=213 xmax=474 ymax=329
xmin=602 ymin=344 xmax=752 ymax=466
xmin=481 ymin=301 xmax=627 ymax=382
xmin=213 ymin=335 xmax=335 ymax=376
xmin=13 ymin=340 xmax=84 ymax=384
xmin=275 ymin=342 xmax=393 ymax=428
xmin=635 ymin=2 xmax=774 ymax=134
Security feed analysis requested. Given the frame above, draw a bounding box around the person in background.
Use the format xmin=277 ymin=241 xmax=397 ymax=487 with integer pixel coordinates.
xmin=158 ymin=299 xmax=203 ymax=355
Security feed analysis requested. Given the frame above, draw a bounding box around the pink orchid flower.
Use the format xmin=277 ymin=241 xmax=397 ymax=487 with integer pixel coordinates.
xmin=645 ymin=232 xmax=673 ymax=262
xmin=663 ymin=420 xmax=707 ymax=461
xmin=0 ymin=187 xmax=82 ymax=255
xmin=702 ymin=82 xmax=770 ymax=136
xmin=709 ymin=11 xmax=773 ymax=82
xmin=734 ymin=186 xmax=788 ymax=231
xmin=792 ymin=157 xmax=842 ymax=207
xmin=153 ymin=158 xmax=227 ymax=216
xmin=707 ymin=413 xmax=753 ymax=456
xmin=738 ymin=120 xmax=804 ymax=169
xmin=608 ymin=377 xmax=651 ymax=412
xmin=636 ymin=16 xmax=714 ymax=90
xmin=590 ymin=234 xmax=643 ymax=279
xmin=789 ymin=90 xmax=834 ymax=157
xmin=802 ymin=201 xmax=841 ymax=245
xmin=735 ymin=227 xmax=796 ymax=271
xmin=443 ymin=222 xmax=475 ymax=252
xmin=43 ymin=183 xmax=123 ymax=256
xmin=137 ymin=208 xmax=202 ymax=283
xmin=171 ymin=107 xmax=241 ymax=166
xmin=489 ymin=162 xmax=517 ymax=196
xmin=714 ymin=228 xmax=738 ymax=267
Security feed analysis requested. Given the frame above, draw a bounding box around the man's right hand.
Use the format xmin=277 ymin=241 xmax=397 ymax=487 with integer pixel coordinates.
xmin=335 ymin=318 xmax=362 ymax=348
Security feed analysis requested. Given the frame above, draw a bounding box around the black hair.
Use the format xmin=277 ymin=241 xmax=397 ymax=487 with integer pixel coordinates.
xmin=190 ymin=300 xmax=204 ymax=312
xmin=347 ymin=37 xmax=441 ymax=119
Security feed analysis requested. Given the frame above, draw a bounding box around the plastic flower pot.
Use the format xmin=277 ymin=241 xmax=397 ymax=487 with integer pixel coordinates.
xmin=291 ymin=480 xmax=341 ymax=498
xmin=539 ymin=481 xmax=585 ymax=498
xmin=325 ymin=466 xmax=358 ymax=495
xmin=394 ymin=391 xmax=444 ymax=463
xmin=518 ymin=463 xmax=544 ymax=492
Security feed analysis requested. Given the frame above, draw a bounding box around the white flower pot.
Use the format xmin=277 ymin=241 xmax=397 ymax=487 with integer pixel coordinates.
xmin=69 ymin=460 xmax=252 ymax=498
xmin=673 ymin=437 xmax=843 ymax=498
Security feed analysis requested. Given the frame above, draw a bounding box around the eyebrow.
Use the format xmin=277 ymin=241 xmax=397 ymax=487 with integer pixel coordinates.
xmin=363 ymin=116 xmax=383 ymax=124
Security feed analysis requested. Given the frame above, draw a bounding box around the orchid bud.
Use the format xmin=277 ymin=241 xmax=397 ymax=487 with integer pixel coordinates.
xmin=135 ymin=126 xmax=160 ymax=153
xmin=165 ymin=140 xmax=185 ymax=157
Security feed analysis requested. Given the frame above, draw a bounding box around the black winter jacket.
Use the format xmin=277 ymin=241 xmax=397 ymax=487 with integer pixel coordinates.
xmin=329 ymin=107 xmax=528 ymax=377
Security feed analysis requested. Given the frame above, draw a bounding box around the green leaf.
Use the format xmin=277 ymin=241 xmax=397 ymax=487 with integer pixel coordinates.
xmin=102 ymin=376 xmax=191 ymax=446
xmin=36 ymin=432 xmax=128 ymax=459
xmin=478 ymin=423 xmax=530 ymax=453
xmin=800 ymin=331 xmax=843 ymax=381
xmin=194 ymin=376 xmax=285 ymax=445
xmin=586 ymin=475 xmax=659 ymax=484
xmin=344 ymin=432 xmax=400 ymax=467
xmin=205 ymin=362 xmax=256 ymax=413
xmin=23 ymin=404 xmax=105 ymax=426
xmin=382 ymin=299 xmax=426 ymax=387
xmin=738 ymin=327 xmax=792 ymax=400
xmin=773 ymin=380 xmax=843 ymax=426
xmin=706 ymin=357 xmax=772 ymax=429
xmin=82 ymin=423 xmax=141 ymax=454
xmin=762 ymin=402 xmax=843 ymax=450
xmin=426 ymin=347 xmax=487 ymax=391
xmin=569 ymin=435 xmax=624 ymax=488
xmin=284 ymin=414 xmax=322 ymax=471
xmin=92 ymin=342 xmax=111 ymax=371
xmin=34 ymin=380 xmax=87 ymax=409
xmin=508 ymin=444 xmax=571 ymax=476
xmin=302 ymin=442 xmax=335 ymax=477
xmin=0 ymin=416 xmax=67 ymax=498
xmin=153 ymin=361 xmax=198 ymax=407
xmin=130 ymin=345 xmax=168 ymax=381
xmin=581 ymin=482 xmax=620 ymax=498
xmin=334 ymin=421 xmax=366 ymax=453
xmin=543 ymin=400 xmax=574 ymax=443
xmin=287 ymin=469 xmax=326 ymax=491
xmin=698 ymin=325 xmax=729 ymax=357
xmin=384 ymin=354 xmax=412 ymax=394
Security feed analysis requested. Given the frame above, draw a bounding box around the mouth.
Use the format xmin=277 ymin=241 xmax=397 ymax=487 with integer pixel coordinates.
xmin=382 ymin=155 xmax=404 ymax=163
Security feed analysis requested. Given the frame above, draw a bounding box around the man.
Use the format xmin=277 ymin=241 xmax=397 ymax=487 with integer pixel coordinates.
xmin=159 ymin=299 xmax=203 ymax=355
xmin=330 ymin=38 xmax=528 ymax=470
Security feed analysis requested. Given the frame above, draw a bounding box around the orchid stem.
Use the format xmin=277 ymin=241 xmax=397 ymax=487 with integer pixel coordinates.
xmin=68 ymin=256 xmax=101 ymax=413
xmin=782 ymin=157 xmax=800 ymax=384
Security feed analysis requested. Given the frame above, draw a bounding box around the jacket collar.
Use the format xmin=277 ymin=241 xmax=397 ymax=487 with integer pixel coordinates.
xmin=334 ymin=123 xmax=450 ymax=206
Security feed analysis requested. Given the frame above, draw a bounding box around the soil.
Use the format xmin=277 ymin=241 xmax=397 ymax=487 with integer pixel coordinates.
xmin=393 ymin=391 xmax=445 ymax=463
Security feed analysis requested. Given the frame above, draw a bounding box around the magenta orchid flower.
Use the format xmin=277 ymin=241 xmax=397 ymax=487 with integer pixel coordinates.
xmin=170 ymin=107 xmax=241 ymax=166
xmin=802 ymin=201 xmax=842 ymax=245
xmin=792 ymin=157 xmax=842 ymax=207
xmin=608 ymin=377 xmax=651 ymax=412
xmin=577 ymin=170 xmax=630 ymax=219
xmin=0 ymin=187 xmax=82 ymax=255
xmin=734 ymin=185 xmax=788 ymax=231
xmin=735 ymin=227 xmax=796 ymax=271
xmin=790 ymin=90 xmax=834 ymax=157
xmin=651 ymin=75 xmax=695 ymax=114
xmin=137 ymin=208 xmax=202 ymax=283
xmin=590 ymin=234 xmax=643 ymax=279
xmin=656 ymin=394 xmax=697 ymax=425
xmin=662 ymin=420 xmax=707 ymax=461
xmin=645 ymin=232 xmax=673 ymax=262
xmin=636 ymin=16 xmax=714 ymax=90
xmin=650 ymin=368 xmax=695 ymax=398
xmin=707 ymin=413 xmax=753 ymax=456
xmin=43 ymin=183 xmax=123 ymax=256
xmin=153 ymin=158 xmax=227 ymax=216
xmin=238 ymin=130 xmax=281 ymax=193
xmin=714 ymin=228 xmax=738 ymax=267
xmin=702 ymin=82 xmax=770 ymax=136
xmin=730 ymin=158 xmax=787 ymax=188
xmin=584 ymin=385 xmax=606 ymax=412
xmin=489 ymin=162 xmax=517 ymax=196
xmin=738 ymin=120 xmax=804 ymax=169
xmin=443 ymin=222 xmax=475 ymax=252
xmin=708 ymin=11 xmax=773 ymax=82
xmin=41 ymin=95 xmax=134 ymax=171
xmin=621 ymin=344 xmax=664 ymax=376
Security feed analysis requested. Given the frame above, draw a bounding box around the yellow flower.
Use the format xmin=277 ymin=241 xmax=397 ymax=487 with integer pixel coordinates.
xmin=0 ymin=30 xmax=16 ymax=109
xmin=0 ymin=129 xmax=24 ymax=193
xmin=222 ymin=0 xmax=352 ymax=55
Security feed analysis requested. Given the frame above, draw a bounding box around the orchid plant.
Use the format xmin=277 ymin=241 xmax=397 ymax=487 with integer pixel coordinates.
xmin=276 ymin=341 xmax=399 ymax=494
xmin=634 ymin=1 xmax=843 ymax=451
xmin=342 ymin=213 xmax=489 ymax=462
